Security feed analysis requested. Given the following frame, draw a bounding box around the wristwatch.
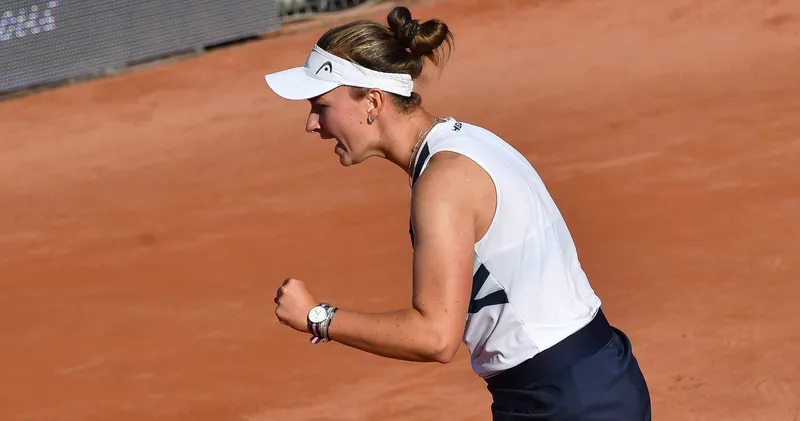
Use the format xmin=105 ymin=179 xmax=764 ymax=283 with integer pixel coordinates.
xmin=308 ymin=304 xmax=328 ymax=337
xmin=307 ymin=302 xmax=337 ymax=344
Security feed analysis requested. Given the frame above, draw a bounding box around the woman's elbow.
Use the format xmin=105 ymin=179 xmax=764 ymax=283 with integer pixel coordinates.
xmin=430 ymin=334 xmax=460 ymax=364
xmin=416 ymin=311 xmax=463 ymax=364
xmin=433 ymin=347 xmax=458 ymax=364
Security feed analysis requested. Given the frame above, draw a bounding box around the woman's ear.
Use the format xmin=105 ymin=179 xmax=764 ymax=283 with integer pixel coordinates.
xmin=366 ymin=88 xmax=386 ymax=123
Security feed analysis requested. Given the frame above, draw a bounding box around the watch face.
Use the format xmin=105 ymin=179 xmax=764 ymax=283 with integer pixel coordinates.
xmin=308 ymin=306 xmax=327 ymax=323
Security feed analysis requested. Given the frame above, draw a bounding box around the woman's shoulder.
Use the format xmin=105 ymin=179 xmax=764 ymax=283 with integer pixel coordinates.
xmin=412 ymin=117 xmax=505 ymax=203
xmin=410 ymin=149 xmax=495 ymax=218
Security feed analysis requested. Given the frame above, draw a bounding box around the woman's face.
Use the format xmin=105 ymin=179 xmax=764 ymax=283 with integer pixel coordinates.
xmin=306 ymin=86 xmax=378 ymax=166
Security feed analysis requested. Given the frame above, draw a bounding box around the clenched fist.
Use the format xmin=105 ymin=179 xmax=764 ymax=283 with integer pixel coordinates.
xmin=274 ymin=277 xmax=318 ymax=333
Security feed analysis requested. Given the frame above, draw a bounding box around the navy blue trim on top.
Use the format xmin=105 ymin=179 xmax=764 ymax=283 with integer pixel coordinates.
xmin=469 ymin=264 xmax=508 ymax=314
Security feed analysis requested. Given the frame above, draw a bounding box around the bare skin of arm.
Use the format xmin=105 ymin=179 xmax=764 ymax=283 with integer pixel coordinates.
xmin=324 ymin=152 xmax=496 ymax=363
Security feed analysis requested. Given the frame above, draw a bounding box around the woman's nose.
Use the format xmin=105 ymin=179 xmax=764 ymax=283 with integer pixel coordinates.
xmin=305 ymin=113 xmax=320 ymax=133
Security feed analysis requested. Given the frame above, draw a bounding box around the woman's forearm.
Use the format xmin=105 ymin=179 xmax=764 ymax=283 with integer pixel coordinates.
xmin=326 ymin=307 xmax=458 ymax=363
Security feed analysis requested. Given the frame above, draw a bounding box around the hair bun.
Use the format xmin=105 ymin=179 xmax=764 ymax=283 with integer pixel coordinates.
xmin=387 ymin=6 xmax=452 ymax=59
xmin=387 ymin=7 xmax=416 ymax=49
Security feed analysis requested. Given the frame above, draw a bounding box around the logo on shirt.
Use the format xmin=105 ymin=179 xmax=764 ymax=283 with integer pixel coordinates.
xmin=315 ymin=61 xmax=333 ymax=75
xmin=453 ymin=122 xmax=462 ymax=132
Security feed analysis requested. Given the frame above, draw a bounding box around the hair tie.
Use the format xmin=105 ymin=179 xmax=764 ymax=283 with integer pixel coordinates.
xmin=409 ymin=21 xmax=420 ymax=40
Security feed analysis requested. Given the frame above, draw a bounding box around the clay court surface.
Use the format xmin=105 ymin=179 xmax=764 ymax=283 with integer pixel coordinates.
xmin=2 ymin=0 xmax=799 ymax=419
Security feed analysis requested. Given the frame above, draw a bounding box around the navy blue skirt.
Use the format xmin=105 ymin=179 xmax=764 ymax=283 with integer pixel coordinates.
xmin=485 ymin=310 xmax=652 ymax=421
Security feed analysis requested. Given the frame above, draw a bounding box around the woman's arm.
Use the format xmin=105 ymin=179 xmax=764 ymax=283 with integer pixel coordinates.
xmin=274 ymin=152 xmax=491 ymax=363
xmin=328 ymin=153 xmax=480 ymax=362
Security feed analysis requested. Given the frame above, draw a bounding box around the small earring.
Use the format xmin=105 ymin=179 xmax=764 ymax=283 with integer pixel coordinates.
xmin=367 ymin=114 xmax=373 ymax=125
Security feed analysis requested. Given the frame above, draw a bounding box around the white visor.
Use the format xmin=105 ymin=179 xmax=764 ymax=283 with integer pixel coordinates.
xmin=264 ymin=45 xmax=414 ymax=100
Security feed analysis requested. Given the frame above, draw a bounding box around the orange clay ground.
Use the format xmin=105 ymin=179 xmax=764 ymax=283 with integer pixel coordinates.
xmin=1 ymin=0 xmax=799 ymax=419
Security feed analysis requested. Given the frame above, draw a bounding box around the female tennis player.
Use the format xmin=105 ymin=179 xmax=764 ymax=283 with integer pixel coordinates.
xmin=266 ymin=6 xmax=651 ymax=420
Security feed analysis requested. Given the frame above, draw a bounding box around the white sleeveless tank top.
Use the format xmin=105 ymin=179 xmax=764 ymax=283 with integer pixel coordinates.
xmin=409 ymin=117 xmax=603 ymax=379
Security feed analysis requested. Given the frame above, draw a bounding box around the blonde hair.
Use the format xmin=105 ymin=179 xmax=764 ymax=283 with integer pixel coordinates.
xmin=315 ymin=6 xmax=454 ymax=113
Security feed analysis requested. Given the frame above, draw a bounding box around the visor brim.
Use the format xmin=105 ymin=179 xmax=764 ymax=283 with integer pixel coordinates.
xmin=264 ymin=67 xmax=341 ymax=100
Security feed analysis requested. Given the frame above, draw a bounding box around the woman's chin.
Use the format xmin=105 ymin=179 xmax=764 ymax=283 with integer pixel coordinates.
xmin=334 ymin=142 xmax=351 ymax=166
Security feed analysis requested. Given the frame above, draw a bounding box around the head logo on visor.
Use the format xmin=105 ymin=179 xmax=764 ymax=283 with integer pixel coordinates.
xmin=264 ymin=45 xmax=414 ymax=101
xmin=315 ymin=62 xmax=333 ymax=75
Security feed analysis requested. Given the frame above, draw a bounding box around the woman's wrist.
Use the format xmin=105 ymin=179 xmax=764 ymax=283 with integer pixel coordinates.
xmin=307 ymin=302 xmax=338 ymax=344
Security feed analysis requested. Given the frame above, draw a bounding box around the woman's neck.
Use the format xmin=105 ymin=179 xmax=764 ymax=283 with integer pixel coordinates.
xmin=379 ymin=109 xmax=440 ymax=177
